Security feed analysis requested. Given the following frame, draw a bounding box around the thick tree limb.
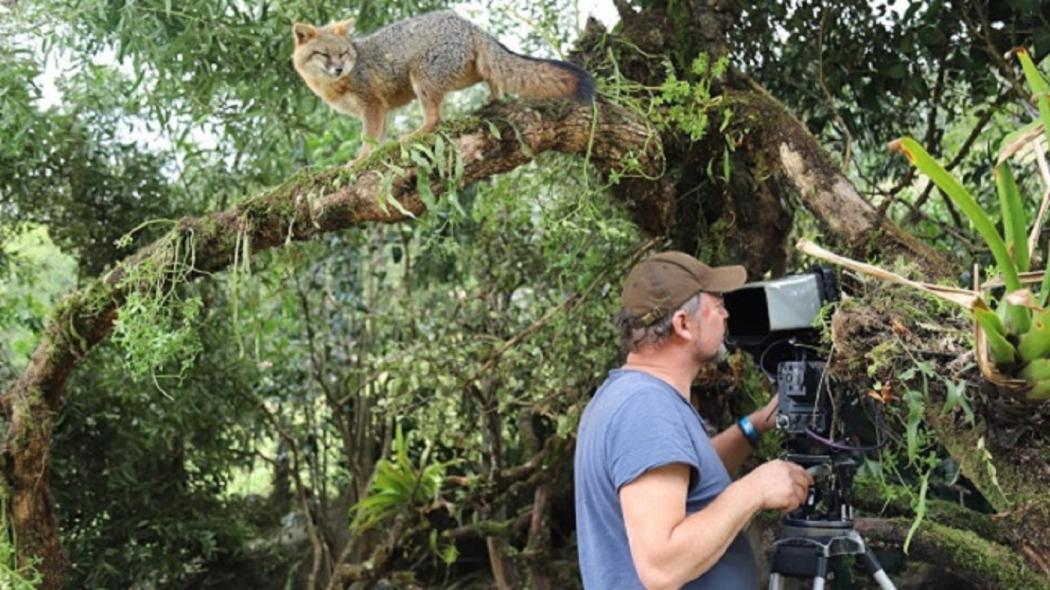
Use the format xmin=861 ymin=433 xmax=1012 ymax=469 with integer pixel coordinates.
xmin=0 ymin=98 xmax=662 ymax=590
xmin=726 ymin=86 xmax=956 ymax=278
xmin=855 ymin=517 xmax=1048 ymax=589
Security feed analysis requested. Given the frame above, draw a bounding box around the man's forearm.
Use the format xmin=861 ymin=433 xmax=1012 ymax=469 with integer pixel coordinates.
xmin=644 ymin=479 xmax=762 ymax=589
xmin=712 ymin=424 xmax=753 ymax=476
xmin=713 ymin=407 xmax=774 ymax=475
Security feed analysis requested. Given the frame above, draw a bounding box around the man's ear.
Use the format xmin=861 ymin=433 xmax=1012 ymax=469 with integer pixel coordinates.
xmin=328 ymin=19 xmax=355 ymax=37
xmin=293 ymin=22 xmax=319 ymax=45
xmin=670 ymin=310 xmax=695 ymax=341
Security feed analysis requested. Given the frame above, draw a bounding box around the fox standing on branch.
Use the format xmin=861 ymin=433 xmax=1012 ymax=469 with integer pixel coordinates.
xmin=292 ymin=10 xmax=596 ymax=165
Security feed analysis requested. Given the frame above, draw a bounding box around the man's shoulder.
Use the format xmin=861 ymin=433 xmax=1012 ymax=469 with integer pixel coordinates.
xmin=594 ymin=371 xmax=683 ymax=412
xmin=597 ymin=369 xmax=674 ymax=399
xmin=582 ymin=371 xmax=690 ymax=434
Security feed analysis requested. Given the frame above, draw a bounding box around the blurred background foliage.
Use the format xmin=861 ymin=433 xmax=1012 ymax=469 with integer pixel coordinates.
xmin=2 ymin=0 xmax=1050 ymax=587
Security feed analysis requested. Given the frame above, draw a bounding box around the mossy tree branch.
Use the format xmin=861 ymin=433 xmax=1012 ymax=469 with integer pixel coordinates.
xmin=831 ymin=303 xmax=1050 ymax=582
xmin=856 ymin=517 xmax=1048 ymax=589
xmin=724 ymin=87 xmax=956 ymax=279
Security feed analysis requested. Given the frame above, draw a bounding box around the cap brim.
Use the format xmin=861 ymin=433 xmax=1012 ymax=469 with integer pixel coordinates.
xmin=705 ymin=265 xmax=747 ymax=293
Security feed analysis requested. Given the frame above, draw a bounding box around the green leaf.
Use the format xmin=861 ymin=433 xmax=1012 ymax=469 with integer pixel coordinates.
xmin=904 ymin=387 xmax=924 ymax=465
xmin=1041 ymin=252 xmax=1050 ymax=308
xmin=940 ymin=378 xmax=974 ymax=425
xmin=1015 ymin=47 xmax=1049 ymax=94
xmin=890 ymin=137 xmax=1027 ymax=332
xmin=416 ymin=169 xmax=436 ymax=211
xmin=974 ymin=308 xmax=1017 ymax=366
xmin=904 ymin=466 xmax=930 ymax=554
xmin=995 ymin=163 xmax=1029 ymax=272
xmin=1025 ymin=379 xmax=1050 ymax=400
xmin=1020 ymin=358 xmax=1050 ymax=381
xmin=1017 ymin=307 xmax=1050 ymax=362
xmin=1015 ymin=49 xmax=1050 ymax=180
xmin=485 ymin=120 xmax=502 ymax=140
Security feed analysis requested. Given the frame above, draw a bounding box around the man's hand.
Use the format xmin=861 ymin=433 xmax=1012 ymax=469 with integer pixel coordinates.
xmin=739 ymin=459 xmax=813 ymax=512
xmin=749 ymin=396 xmax=779 ymax=433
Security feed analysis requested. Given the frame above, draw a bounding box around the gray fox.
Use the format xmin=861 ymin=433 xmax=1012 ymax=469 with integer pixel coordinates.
xmin=292 ymin=10 xmax=595 ymax=164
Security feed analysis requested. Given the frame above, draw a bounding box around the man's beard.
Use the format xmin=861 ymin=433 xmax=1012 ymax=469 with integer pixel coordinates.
xmin=695 ymin=341 xmax=728 ymax=364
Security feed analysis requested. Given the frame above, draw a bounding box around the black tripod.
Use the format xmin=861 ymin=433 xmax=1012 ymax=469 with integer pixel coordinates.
xmin=767 ymin=456 xmax=895 ymax=590
xmin=768 ymin=522 xmax=895 ymax=590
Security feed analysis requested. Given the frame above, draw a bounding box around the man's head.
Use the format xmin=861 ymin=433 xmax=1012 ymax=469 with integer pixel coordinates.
xmin=615 ymin=251 xmax=746 ymax=361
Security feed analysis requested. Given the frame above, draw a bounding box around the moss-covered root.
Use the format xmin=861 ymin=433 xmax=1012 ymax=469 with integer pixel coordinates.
xmin=857 ymin=517 xmax=1049 ymax=589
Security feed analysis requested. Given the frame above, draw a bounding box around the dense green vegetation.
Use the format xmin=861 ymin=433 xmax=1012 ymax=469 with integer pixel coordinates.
xmin=3 ymin=0 xmax=1050 ymax=588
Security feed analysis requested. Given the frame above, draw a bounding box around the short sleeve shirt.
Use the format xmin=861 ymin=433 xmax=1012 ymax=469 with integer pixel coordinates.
xmin=574 ymin=369 xmax=758 ymax=589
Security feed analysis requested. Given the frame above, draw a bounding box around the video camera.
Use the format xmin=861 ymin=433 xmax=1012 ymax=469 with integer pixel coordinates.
xmin=725 ymin=267 xmax=840 ymax=457
xmin=724 ymin=268 xmax=896 ymax=589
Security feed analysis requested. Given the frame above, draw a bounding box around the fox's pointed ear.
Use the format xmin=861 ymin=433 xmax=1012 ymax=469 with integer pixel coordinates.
xmin=329 ymin=19 xmax=355 ymax=37
xmin=293 ymin=23 xmax=319 ymax=45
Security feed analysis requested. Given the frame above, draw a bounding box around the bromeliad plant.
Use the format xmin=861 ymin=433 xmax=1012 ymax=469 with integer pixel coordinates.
xmin=349 ymin=423 xmax=453 ymax=532
xmin=802 ymin=49 xmax=1050 ymax=401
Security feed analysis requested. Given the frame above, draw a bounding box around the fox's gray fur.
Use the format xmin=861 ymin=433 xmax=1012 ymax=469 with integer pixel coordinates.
xmin=293 ymin=10 xmax=595 ymax=164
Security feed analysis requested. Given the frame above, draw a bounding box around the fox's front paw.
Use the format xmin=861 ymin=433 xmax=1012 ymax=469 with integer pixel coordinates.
xmin=346 ymin=146 xmax=372 ymax=168
xmin=400 ymin=123 xmax=438 ymax=143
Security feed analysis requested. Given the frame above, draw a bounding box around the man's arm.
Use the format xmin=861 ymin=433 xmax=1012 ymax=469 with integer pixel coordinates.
xmin=712 ymin=398 xmax=778 ymax=476
xmin=620 ymin=460 xmax=812 ymax=590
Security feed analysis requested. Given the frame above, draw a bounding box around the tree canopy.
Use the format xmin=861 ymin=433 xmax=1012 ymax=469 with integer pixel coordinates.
xmin=2 ymin=0 xmax=1050 ymax=589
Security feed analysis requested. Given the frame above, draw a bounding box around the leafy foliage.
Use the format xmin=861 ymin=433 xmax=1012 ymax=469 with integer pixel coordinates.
xmin=7 ymin=0 xmax=1050 ymax=587
xmin=111 ymin=229 xmax=206 ymax=387
xmin=52 ymin=302 xmax=263 ymax=588
xmin=0 ymin=502 xmax=42 ymax=590
xmin=350 ymin=424 xmax=449 ymax=532
xmin=890 ymin=50 xmax=1050 ymax=399
xmin=651 ymin=54 xmax=731 ymax=141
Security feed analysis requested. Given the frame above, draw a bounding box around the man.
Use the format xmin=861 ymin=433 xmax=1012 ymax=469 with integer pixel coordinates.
xmin=574 ymin=251 xmax=814 ymax=589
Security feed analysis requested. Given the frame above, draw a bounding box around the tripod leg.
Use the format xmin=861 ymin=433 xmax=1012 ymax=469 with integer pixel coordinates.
xmin=811 ymin=556 xmax=828 ymax=590
xmin=768 ymin=572 xmax=784 ymax=590
xmin=861 ymin=549 xmax=896 ymax=590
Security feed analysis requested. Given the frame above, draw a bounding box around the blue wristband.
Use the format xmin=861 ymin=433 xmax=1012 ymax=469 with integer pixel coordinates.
xmin=737 ymin=416 xmax=762 ymax=447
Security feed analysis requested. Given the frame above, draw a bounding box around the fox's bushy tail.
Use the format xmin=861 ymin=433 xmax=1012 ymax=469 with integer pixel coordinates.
xmin=477 ymin=37 xmax=595 ymax=104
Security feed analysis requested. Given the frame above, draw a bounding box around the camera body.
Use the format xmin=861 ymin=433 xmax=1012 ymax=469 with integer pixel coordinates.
xmin=724 ymin=267 xmax=859 ymax=527
xmin=724 ymin=268 xmax=838 ymax=443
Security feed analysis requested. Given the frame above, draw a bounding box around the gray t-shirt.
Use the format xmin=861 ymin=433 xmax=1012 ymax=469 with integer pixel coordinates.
xmin=574 ymin=369 xmax=758 ymax=589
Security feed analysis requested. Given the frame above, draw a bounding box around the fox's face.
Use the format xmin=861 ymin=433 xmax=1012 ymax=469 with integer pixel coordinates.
xmin=292 ymin=21 xmax=357 ymax=80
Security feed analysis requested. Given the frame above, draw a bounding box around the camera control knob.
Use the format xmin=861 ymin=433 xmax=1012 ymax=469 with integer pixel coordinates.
xmin=776 ymin=414 xmax=790 ymax=430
